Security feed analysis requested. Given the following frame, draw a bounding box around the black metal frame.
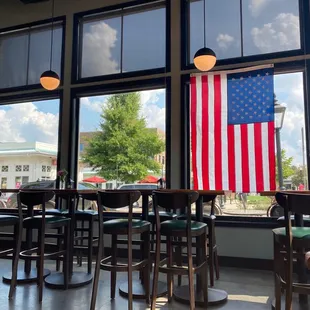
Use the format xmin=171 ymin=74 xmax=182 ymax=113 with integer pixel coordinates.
xmin=0 ymin=16 xmax=66 ymax=94
xmin=69 ymin=77 xmax=172 ymax=189
xmin=0 ymin=91 xmax=64 ymax=187
xmin=71 ymin=0 xmax=170 ymax=85
xmin=181 ymin=0 xmax=306 ymax=71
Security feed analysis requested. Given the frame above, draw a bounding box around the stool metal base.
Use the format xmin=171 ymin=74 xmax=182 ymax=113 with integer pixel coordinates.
xmin=3 ymin=268 xmax=51 ymax=284
xmin=271 ymin=296 xmax=309 ymax=310
xmin=119 ymin=279 xmax=167 ymax=299
xmin=44 ymin=271 xmax=93 ymax=289
xmin=173 ymin=285 xmax=228 ymax=307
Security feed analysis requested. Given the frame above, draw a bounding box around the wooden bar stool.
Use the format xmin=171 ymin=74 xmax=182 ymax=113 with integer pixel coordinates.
xmin=273 ymin=192 xmax=310 ymax=309
xmin=90 ymin=190 xmax=151 ymax=310
xmin=17 ymin=191 xmax=71 ymax=302
xmin=151 ymin=190 xmax=208 ymax=310
xmin=0 ymin=192 xmax=22 ymax=299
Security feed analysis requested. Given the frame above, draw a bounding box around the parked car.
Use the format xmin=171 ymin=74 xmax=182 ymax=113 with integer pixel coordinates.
xmin=6 ymin=180 xmax=97 ymax=209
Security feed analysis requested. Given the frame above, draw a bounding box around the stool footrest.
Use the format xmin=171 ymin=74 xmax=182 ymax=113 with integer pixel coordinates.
xmin=100 ymin=256 xmax=148 ymax=272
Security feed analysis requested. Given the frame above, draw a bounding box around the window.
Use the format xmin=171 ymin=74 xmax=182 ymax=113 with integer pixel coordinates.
xmin=188 ymin=0 xmax=300 ymax=64
xmin=1 ymin=177 xmax=7 ymax=189
xmin=80 ymin=2 xmax=166 ymax=78
xmin=0 ymin=23 xmax=63 ymax=89
xmin=0 ymin=99 xmax=60 ymax=187
xmin=15 ymin=177 xmax=21 ymax=189
xmin=189 ymin=72 xmax=307 ymax=217
xmin=78 ymin=88 xmax=166 ymax=212
xmin=42 ymin=165 xmax=46 ymax=172
xmin=47 ymin=166 xmax=51 ymax=172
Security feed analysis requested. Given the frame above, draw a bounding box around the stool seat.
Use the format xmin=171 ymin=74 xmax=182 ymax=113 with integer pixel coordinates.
xmin=23 ymin=215 xmax=70 ymax=228
xmin=273 ymin=227 xmax=310 ymax=239
xmin=103 ymin=219 xmax=150 ymax=234
xmin=0 ymin=215 xmax=19 ymax=225
xmin=148 ymin=211 xmax=177 ymax=222
xmin=161 ymin=219 xmax=207 ymax=235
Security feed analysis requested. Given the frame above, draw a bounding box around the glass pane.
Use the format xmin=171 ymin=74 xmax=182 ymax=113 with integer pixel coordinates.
xmin=242 ymin=0 xmax=300 ymax=55
xmin=78 ymin=89 xmax=166 ymax=213
xmin=122 ymin=7 xmax=166 ymax=72
xmin=190 ymin=0 xmax=241 ymax=62
xmin=0 ymin=32 xmax=28 ymax=88
xmin=0 ymin=99 xmax=60 ymax=208
xmin=81 ymin=17 xmax=121 ymax=77
xmin=28 ymin=27 xmax=62 ymax=85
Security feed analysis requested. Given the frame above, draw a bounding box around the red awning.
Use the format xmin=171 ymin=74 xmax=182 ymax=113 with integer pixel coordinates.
xmin=138 ymin=175 xmax=159 ymax=184
xmin=82 ymin=176 xmax=107 ymax=183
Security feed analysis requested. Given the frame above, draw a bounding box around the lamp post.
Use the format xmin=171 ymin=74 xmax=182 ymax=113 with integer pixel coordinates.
xmin=274 ymin=98 xmax=286 ymax=188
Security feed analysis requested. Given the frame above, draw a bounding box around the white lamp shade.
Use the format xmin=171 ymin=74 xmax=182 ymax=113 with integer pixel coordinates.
xmin=40 ymin=70 xmax=60 ymax=91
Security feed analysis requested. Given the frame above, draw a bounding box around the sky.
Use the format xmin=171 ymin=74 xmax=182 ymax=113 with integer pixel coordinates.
xmin=0 ymin=0 xmax=305 ymax=167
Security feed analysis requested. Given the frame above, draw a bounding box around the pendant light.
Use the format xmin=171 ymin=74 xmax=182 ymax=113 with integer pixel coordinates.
xmin=193 ymin=0 xmax=217 ymax=71
xmin=40 ymin=0 xmax=60 ymax=90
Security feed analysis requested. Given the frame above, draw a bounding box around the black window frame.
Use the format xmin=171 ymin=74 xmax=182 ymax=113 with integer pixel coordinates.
xmin=72 ymin=0 xmax=171 ymax=85
xmin=181 ymin=0 xmax=306 ymax=71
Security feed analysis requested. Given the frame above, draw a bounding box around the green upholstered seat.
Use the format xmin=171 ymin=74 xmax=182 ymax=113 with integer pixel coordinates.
xmin=23 ymin=215 xmax=70 ymax=228
xmin=161 ymin=220 xmax=207 ymax=234
xmin=273 ymin=227 xmax=310 ymax=239
xmin=0 ymin=215 xmax=19 ymax=225
xmin=148 ymin=211 xmax=177 ymax=222
xmin=103 ymin=219 xmax=150 ymax=232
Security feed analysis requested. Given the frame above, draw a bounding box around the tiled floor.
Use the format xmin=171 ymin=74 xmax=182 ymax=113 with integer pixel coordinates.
xmin=0 ymin=259 xmax=299 ymax=310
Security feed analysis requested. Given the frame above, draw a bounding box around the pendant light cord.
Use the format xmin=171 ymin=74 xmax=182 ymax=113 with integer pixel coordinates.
xmin=203 ymin=0 xmax=206 ymax=48
xmin=49 ymin=0 xmax=55 ymax=70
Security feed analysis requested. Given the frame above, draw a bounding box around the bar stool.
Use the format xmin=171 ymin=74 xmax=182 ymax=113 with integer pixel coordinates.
xmin=17 ymin=191 xmax=71 ymax=302
xmin=151 ymin=190 xmax=208 ymax=310
xmin=90 ymin=190 xmax=151 ymax=310
xmin=273 ymin=192 xmax=310 ymax=309
xmin=0 ymin=193 xmax=22 ymax=299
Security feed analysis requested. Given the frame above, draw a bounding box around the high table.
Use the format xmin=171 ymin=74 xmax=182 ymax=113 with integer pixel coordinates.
xmin=261 ymin=190 xmax=309 ymax=309
xmin=118 ymin=189 xmax=228 ymax=307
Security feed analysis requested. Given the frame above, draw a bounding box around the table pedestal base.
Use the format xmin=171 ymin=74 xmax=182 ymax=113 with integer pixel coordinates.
xmin=3 ymin=268 xmax=51 ymax=284
xmin=271 ymin=297 xmax=308 ymax=310
xmin=173 ymin=285 xmax=228 ymax=307
xmin=119 ymin=280 xmax=167 ymax=299
xmin=44 ymin=272 xmax=93 ymax=289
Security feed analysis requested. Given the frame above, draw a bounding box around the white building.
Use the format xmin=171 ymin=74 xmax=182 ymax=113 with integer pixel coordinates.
xmin=0 ymin=142 xmax=57 ymax=190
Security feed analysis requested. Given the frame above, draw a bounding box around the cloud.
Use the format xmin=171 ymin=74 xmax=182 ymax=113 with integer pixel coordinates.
xmin=82 ymin=21 xmax=120 ymax=77
xmin=81 ymin=96 xmax=106 ymax=113
xmin=251 ymin=13 xmax=300 ymax=53
xmin=249 ymin=0 xmax=269 ymax=17
xmin=0 ymin=102 xmax=59 ymax=145
xmin=216 ymin=34 xmax=234 ymax=50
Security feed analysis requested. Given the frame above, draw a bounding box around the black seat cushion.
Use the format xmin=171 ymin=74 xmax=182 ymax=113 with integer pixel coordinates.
xmin=0 ymin=215 xmax=19 ymax=226
xmin=103 ymin=219 xmax=150 ymax=234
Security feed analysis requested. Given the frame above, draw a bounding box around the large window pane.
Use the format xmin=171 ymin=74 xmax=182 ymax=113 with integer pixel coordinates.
xmin=81 ymin=17 xmax=121 ymax=77
xmin=78 ymin=89 xmax=166 ymax=212
xmin=0 ymin=33 xmax=28 ymax=88
xmin=190 ymin=72 xmax=307 ymax=217
xmin=243 ymin=0 xmax=300 ymax=55
xmin=190 ymin=0 xmax=241 ymax=62
xmin=122 ymin=8 xmax=166 ymax=72
xmin=0 ymin=99 xmax=60 ymax=207
xmin=28 ymin=27 xmax=62 ymax=85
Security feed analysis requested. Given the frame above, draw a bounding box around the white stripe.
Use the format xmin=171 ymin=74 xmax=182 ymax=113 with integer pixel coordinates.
xmin=196 ymin=76 xmax=203 ymax=189
xmin=247 ymin=124 xmax=256 ymax=192
xmin=234 ymin=125 xmax=242 ymax=192
xmin=220 ymin=74 xmax=229 ymax=190
xmin=261 ymin=122 xmax=270 ymax=190
xmin=208 ymin=75 xmax=215 ymax=190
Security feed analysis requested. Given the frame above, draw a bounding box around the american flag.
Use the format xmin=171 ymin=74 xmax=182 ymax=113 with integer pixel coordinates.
xmin=190 ymin=66 xmax=276 ymax=193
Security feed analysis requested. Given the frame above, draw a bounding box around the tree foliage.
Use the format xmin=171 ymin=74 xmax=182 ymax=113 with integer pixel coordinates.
xmin=291 ymin=166 xmax=306 ymax=188
xmin=83 ymin=93 xmax=165 ymax=183
xmin=276 ymin=149 xmax=294 ymax=181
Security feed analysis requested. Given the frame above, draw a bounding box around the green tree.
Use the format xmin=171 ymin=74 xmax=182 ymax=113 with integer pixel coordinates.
xmin=83 ymin=93 xmax=164 ymax=183
xmin=291 ymin=166 xmax=306 ymax=188
xmin=276 ymin=149 xmax=294 ymax=181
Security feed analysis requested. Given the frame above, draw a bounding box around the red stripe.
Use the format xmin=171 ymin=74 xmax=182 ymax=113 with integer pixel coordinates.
xmin=214 ymin=75 xmax=222 ymax=190
xmin=227 ymin=125 xmax=235 ymax=192
xmin=268 ymin=121 xmax=276 ymax=190
xmin=190 ymin=76 xmax=198 ymax=190
xmin=254 ymin=123 xmax=264 ymax=192
xmin=240 ymin=124 xmax=250 ymax=193
xmin=201 ymin=75 xmax=209 ymax=190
